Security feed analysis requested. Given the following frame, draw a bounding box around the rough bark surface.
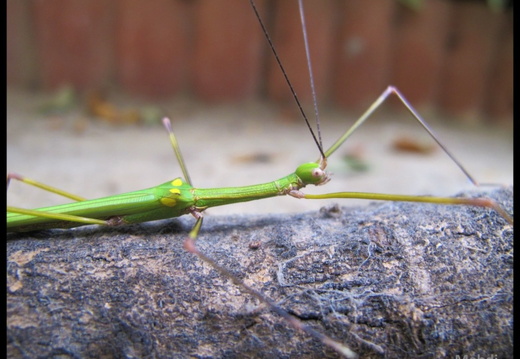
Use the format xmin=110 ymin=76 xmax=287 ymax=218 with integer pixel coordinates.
xmin=7 ymin=188 xmax=513 ymax=358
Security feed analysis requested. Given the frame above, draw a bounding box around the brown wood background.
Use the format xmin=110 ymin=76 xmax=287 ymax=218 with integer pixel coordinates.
xmin=7 ymin=0 xmax=513 ymax=125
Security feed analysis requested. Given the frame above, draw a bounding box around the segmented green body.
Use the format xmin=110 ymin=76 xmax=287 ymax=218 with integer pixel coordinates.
xmin=7 ymin=163 xmax=325 ymax=232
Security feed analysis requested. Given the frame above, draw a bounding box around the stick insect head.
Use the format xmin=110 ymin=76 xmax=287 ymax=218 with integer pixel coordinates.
xmin=295 ymin=162 xmax=331 ymax=186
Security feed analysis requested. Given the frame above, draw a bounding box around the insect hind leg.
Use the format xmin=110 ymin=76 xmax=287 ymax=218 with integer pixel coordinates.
xmin=7 ymin=172 xmax=87 ymax=202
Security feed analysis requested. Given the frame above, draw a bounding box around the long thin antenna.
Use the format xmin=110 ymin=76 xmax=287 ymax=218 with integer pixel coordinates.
xmin=298 ymin=0 xmax=323 ymax=152
xmin=249 ymin=0 xmax=325 ymax=159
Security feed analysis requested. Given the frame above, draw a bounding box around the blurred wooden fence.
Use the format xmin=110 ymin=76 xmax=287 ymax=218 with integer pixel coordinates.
xmin=7 ymin=0 xmax=512 ymax=125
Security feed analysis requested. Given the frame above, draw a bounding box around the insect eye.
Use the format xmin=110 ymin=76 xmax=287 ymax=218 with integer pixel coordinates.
xmin=312 ymin=168 xmax=324 ymax=178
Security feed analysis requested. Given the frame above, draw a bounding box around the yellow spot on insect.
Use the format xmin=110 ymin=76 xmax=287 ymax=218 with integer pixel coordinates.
xmin=172 ymin=178 xmax=183 ymax=187
xmin=160 ymin=197 xmax=177 ymax=207
xmin=169 ymin=188 xmax=181 ymax=195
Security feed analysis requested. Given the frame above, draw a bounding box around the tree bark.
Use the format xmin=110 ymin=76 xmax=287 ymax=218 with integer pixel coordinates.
xmin=7 ymin=187 xmax=513 ymax=358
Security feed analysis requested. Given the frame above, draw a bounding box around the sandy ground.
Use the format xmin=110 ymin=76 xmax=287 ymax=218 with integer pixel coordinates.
xmin=7 ymin=89 xmax=513 ymax=218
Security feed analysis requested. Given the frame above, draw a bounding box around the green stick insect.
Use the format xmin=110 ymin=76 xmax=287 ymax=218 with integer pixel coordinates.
xmin=6 ymin=1 xmax=513 ymax=358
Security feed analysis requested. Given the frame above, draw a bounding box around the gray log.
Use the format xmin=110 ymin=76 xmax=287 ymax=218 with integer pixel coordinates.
xmin=7 ymin=187 xmax=513 ymax=358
